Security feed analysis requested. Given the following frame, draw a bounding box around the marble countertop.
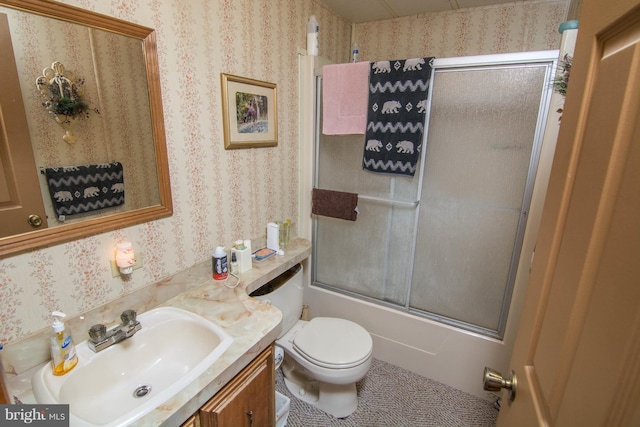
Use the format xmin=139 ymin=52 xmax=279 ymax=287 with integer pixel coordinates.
xmin=4 ymin=238 xmax=311 ymax=426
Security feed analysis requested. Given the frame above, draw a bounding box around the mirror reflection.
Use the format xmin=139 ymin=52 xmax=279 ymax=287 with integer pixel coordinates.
xmin=0 ymin=1 xmax=171 ymax=255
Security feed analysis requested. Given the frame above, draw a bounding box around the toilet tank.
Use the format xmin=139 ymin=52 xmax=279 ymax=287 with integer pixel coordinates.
xmin=249 ymin=264 xmax=303 ymax=338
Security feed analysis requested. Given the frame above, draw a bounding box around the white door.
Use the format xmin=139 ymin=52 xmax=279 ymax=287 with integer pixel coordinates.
xmin=493 ymin=0 xmax=640 ymax=424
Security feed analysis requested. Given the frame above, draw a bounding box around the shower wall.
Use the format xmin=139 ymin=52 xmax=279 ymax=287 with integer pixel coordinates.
xmin=352 ymin=0 xmax=568 ymax=62
xmin=300 ymin=0 xmax=570 ymax=400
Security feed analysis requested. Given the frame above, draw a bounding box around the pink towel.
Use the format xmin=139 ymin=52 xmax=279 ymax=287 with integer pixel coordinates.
xmin=322 ymin=62 xmax=370 ymax=135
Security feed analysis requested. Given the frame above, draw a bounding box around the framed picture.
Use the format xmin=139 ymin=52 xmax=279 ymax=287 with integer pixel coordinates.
xmin=221 ymin=73 xmax=277 ymax=149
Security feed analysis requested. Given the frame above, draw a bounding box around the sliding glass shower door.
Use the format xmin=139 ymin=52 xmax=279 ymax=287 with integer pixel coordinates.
xmin=313 ymin=52 xmax=556 ymax=339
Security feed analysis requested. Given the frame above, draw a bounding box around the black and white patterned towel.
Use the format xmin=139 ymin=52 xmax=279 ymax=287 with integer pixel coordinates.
xmin=363 ymin=57 xmax=434 ymax=176
xmin=44 ymin=162 xmax=124 ymax=218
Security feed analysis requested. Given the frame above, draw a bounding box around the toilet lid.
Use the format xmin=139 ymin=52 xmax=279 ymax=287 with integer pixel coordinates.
xmin=293 ymin=317 xmax=372 ymax=369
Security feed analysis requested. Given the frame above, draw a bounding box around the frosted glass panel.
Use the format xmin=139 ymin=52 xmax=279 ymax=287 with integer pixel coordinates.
xmin=316 ymin=200 xmax=416 ymax=305
xmin=313 ymin=57 xmax=552 ymax=338
xmin=317 ymin=134 xmax=420 ymax=201
xmin=315 ymin=100 xmax=420 ymax=305
xmin=410 ymin=66 xmax=546 ymax=331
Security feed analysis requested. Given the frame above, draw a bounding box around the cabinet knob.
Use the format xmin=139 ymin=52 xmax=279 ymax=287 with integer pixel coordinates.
xmin=245 ymin=410 xmax=253 ymax=426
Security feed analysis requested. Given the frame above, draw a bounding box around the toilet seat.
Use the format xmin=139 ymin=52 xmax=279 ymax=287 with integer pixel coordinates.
xmin=293 ymin=317 xmax=372 ymax=369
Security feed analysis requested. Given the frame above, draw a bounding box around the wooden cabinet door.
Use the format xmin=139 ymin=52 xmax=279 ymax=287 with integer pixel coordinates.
xmin=180 ymin=414 xmax=200 ymax=427
xmin=200 ymin=346 xmax=275 ymax=427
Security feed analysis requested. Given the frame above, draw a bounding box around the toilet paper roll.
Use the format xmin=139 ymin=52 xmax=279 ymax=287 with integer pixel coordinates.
xmin=267 ymin=222 xmax=280 ymax=251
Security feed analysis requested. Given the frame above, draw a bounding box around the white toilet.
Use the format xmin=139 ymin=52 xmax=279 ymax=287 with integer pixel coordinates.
xmin=251 ymin=263 xmax=373 ymax=418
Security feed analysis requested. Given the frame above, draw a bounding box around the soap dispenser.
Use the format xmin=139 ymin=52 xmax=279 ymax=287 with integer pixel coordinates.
xmin=49 ymin=311 xmax=78 ymax=375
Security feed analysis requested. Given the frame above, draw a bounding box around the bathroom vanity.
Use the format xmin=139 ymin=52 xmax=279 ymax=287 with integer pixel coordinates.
xmin=2 ymin=239 xmax=311 ymax=427
xmin=181 ymin=345 xmax=274 ymax=427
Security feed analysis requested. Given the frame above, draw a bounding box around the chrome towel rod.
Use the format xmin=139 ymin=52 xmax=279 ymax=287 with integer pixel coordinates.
xmin=358 ymin=195 xmax=419 ymax=206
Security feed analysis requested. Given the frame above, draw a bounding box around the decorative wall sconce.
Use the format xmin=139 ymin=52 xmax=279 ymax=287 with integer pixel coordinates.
xmin=115 ymin=241 xmax=136 ymax=275
xmin=36 ymin=61 xmax=99 ymax=144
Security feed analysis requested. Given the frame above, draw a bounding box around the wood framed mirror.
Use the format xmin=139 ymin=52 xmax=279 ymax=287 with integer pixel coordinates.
xmin=0 ymin=0 xmax=172 ymax=257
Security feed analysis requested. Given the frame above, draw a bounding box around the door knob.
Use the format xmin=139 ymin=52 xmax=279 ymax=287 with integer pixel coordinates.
xmin=27 ymin=214 xmax=43 ymax=228
xmin=483 ymin=367 xmax=517 ymax=402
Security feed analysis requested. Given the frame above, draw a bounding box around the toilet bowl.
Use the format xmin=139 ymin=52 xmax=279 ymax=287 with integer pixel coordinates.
xmin=250 ymin=263 xmax=373 ymax=418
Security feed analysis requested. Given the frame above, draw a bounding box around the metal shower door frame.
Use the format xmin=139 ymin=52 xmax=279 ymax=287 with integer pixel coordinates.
xmin=312 ymin=50 xmax=559 ymax=339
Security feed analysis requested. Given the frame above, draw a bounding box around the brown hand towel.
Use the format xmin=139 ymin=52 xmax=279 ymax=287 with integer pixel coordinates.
xmin=312 ymin=188 xmax=358 ymax=221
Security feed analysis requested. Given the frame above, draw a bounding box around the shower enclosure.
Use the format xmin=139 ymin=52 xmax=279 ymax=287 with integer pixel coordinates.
xmin=313 ymin=51 xmax=557 ymax=339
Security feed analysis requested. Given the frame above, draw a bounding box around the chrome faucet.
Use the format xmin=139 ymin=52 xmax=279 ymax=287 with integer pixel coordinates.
xmin=88 ymin=310 xmax=142 ymax=352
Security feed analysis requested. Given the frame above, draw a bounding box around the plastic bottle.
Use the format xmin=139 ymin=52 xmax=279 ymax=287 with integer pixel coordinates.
xmin=212 ymin=246 xmax=228 ymax=280
xmin=267 ymin=222 xmax=280 ymax=251
xmin=49 ymin=311 xmax=78 ymax=376
xmin=307 ymin=15 xmax=319 ymax=56
xmin=351 ymin=42 xmax=359 ymax=63
xmin=230 ymin=252 xmax=239 ymax=275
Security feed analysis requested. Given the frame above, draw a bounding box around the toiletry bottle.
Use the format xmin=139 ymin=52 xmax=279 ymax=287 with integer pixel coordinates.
xmin=231 ymin=252 xmax=239 ymax=275
xmin=351 ymin=42 xmax=359 ymax=62
xmin=267 ymin=222 xmax=280 ymax=251
xmin=49 ymin=311 xmax=78 ymax=375
xmin=307 ymin=15 xmax=319 ymax=56
xmin=284 ymin=219 xmax=291 ymax=246
xmin=212 ymin=246 xmax=228 ymax=280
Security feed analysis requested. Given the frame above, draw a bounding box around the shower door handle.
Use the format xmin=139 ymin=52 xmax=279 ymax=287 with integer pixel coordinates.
xmin=483 ymin=367 xmax=517 ymax=402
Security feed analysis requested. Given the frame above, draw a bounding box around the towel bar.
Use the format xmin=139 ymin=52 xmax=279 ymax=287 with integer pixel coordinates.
xmin=358 ymin=195 xmax=419 ymax=207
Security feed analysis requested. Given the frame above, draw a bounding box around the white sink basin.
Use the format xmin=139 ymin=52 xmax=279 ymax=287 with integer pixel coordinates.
xmin=31 ymin=307 xmax=233 ymax=427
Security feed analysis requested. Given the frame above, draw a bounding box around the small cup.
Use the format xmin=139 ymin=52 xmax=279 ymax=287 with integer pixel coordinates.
xmin=279 ymin=221 xmax=290 ymax=248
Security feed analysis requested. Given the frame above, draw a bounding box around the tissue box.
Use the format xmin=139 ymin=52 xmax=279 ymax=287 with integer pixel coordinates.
xmin=232 ymin=247 xmax=252 ymax=273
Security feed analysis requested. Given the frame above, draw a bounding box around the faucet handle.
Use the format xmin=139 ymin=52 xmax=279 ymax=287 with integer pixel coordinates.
xmin=120 ymin=309 xmax=137 ymax=325
xmin=89 ymin=324 xmax=107 ymax=342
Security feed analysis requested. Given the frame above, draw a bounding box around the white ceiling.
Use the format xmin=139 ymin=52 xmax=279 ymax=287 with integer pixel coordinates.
xmin=318 ymin=0 xmax=529 ymax=23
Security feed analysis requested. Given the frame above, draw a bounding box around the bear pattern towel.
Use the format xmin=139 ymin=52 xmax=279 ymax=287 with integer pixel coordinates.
xmin=44 ymin=162 xmax=125 ymax=218
xmin=363 ymin=57 xmax=434 ymax=176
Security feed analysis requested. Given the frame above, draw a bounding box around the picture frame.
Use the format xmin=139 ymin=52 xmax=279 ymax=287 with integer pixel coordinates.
xmin=220 ymin=73 xmax=278 ymax=149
